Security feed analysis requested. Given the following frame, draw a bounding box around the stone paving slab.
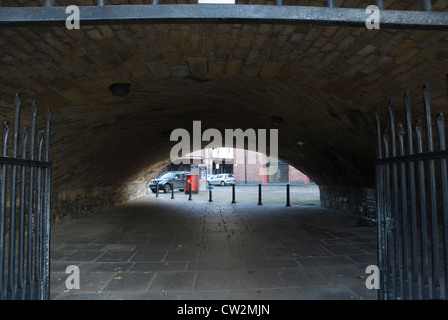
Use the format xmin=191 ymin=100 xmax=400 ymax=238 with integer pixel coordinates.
xmin=50 ymin=195 xmax=378 ymax=300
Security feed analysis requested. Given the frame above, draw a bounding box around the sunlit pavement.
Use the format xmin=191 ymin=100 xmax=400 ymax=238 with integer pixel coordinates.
xmin=50 ymin=190 xmax=378 ymax=300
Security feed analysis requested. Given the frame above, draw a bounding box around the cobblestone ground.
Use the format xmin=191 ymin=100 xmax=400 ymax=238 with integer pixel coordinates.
xmin=50 ymin=188 xmax=378 ymax=300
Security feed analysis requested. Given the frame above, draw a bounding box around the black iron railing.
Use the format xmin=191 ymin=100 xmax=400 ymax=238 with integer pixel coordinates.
xmin=375 ymin=75 xmax=448 ymax=300
xmin=0 ymin=95 xmax=52 ymax=300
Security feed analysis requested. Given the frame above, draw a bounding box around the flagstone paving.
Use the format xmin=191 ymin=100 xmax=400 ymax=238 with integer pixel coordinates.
xmin=50 ymin=193 xmax=378 ymax=300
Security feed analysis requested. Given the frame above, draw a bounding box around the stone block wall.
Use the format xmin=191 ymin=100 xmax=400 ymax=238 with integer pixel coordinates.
xmin=319 ymin=186 xmax=377 ymax=225
xmin=51 ymin=183 xmax=148 ymax=226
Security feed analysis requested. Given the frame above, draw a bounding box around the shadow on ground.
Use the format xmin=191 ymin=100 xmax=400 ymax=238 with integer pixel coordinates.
xmin=50 ymin=194 xmax=378 ymax=300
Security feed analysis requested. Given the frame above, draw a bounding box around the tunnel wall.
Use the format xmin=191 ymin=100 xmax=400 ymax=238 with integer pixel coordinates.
xmin=50 ymin=183 xmax=378 ymax=227
xmin=0 ymin=22 xmax=446 ymax=228
xmin=319 ymin=186 xmax=376 ymax=225
xmin=51 ymin=183 xmax=147 ymax=226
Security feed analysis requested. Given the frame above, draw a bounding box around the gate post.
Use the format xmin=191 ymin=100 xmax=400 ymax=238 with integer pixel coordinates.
xmin=6 ymin=96 xmax=20 ymax=300
xmin=375 ymin=107 xmax=387 ymax=300
xmin=436 ymin=113 xmax=448 ymax=300
xmin=0 ymin=122 xmax=10 ymax=301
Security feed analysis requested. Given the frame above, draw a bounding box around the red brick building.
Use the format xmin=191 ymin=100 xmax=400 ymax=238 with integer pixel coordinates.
xmin=164 ymin=148 xmax=310 ymax=184
xmin=233 ymin=149 xmax=309 ymax=184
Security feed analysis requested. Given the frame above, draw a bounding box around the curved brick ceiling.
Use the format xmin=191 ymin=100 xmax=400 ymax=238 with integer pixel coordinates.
xmin=0 ymin=13 xmax=447 ymax=199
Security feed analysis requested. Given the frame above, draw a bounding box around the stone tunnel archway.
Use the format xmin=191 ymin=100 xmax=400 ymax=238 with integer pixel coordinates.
xmin=0 ymin=18 xmax=447 ymax=225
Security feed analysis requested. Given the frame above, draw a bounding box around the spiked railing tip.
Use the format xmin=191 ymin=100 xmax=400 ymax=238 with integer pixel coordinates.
xmin=422 ymin=83 xmax=431 ymax=105
xmin=14 ymin=93 xmax=21 ymax=102
xmin=397 ymin=123 xmax=405 ymax=136
xmin=404 ymin=92 xmax=411 ymax=106
xmin=388 ymin=99 xmax=395 ymax=107
xmin=2 ymin=121 xmax=9 ymax=155
xmin=415 ymin=119 xmax=422 ymax=131
xmin=2 ymin=121 xmax=9 ymax=135
xmin=375 ymin=106 xmax=381 ymax=124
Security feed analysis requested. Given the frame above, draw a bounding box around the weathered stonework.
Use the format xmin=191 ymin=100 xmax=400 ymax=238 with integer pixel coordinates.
xmin=319 ymin=186 xmax=377 ymax=225
xmin=51 ymin=182 xmax=149 ymax=226
xmin=0 ymin=2 xmax=446 ymax=225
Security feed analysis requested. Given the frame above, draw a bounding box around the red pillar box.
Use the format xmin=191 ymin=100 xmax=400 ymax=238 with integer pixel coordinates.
xmin=262 ymin=174 xmax=267 ymax=184
xmin=185 ymin=174 xmax=199 ymax=194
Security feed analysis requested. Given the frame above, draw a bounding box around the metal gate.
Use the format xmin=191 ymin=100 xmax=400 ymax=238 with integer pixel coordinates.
xmin=375 ymin=76 xmax=448 ymax=300
xmin=0 ymin=94 xmax=52 ymax=300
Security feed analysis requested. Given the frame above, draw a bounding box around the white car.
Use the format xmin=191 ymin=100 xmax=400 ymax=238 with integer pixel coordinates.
xmin=208 ymin=173 xmax=236 ymax=186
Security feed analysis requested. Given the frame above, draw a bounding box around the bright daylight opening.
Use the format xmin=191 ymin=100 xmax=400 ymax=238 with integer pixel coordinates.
xmin=147 ymin=147 xmax=320 ymax=206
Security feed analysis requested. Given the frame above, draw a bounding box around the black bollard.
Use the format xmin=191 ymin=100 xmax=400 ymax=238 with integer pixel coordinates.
xmin=171 ymin=183 xmax=174 ymax=199
xmin=188 ymin=182 xmax=192 ymax=201
xmin=258 ymin=184 xmax=262 ymax=205
xmin=286 ymin=184 xmax=291 ymax=207
xmin=231 ymin=184 xmax=236 ymax=204
xmin=209 ymin=188 xmax=213 ymax=202
xmin=155 ymin=181 xmax=159 ymax=198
